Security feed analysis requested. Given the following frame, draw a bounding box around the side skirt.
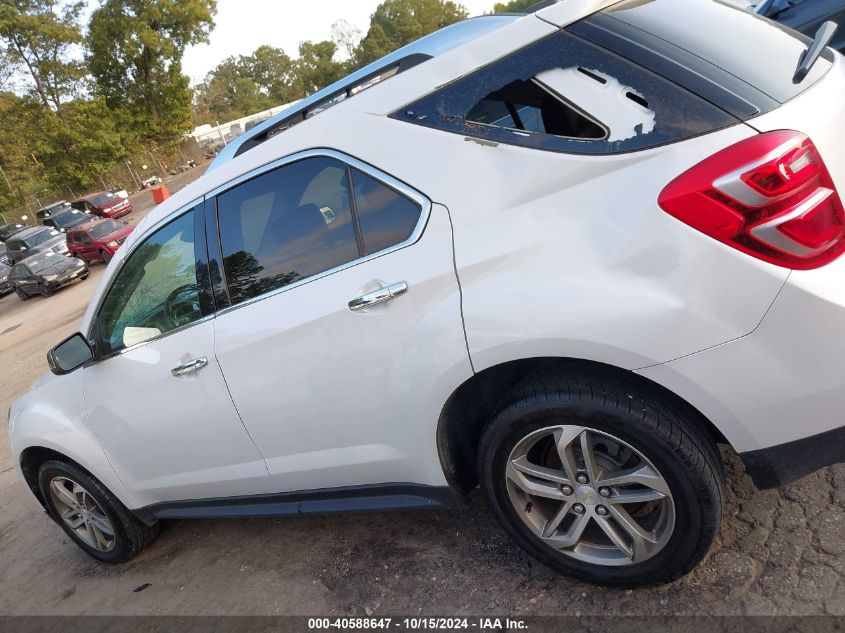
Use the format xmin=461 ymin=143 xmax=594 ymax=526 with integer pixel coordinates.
xmin=133 ymin=483 xmax=466 ymax=525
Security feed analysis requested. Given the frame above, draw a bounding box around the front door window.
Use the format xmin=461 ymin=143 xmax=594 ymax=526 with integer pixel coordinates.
xmin=96 ymin=210 xmax=203 ymax=353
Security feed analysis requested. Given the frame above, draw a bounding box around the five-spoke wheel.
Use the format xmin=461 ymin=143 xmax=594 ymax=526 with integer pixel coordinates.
xmin=479 ymin=367 xmax=724 ymax=586
xmin=505 ymin=425 xmax=675 ymax=566
xmin=48 ymin=476 xmax=116 ymax=552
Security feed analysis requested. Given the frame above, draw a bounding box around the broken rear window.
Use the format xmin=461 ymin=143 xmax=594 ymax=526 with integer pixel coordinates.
xmin=391 ymin=31 xmax=737 ymax=154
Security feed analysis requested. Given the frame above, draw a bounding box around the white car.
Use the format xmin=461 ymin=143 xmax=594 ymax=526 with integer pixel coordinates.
xmin=9 ymin=0 xmax=845 ymax=586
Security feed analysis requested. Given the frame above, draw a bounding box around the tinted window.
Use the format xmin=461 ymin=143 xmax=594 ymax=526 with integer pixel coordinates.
xmin=90 ymin=220 xmax=122 ymax=239
xmin=91 ymin=193 xmax=117 ymax=207
xmin=391 ymin=30 xmax=736 ymax=154
xmin=351 ymin=168 xmax=422 ymax=255
xmin=97 ymin=211 xmax=202 ymax=354
xmin=51 ymin=211 xmax=89 ymax=230
xmin=25 ymin=229 xmax=59 ymax=247
xmin=217 ymin=157 xmax=360 ymax=305
xmin=28 ymin=252 xmax=66 ymax=273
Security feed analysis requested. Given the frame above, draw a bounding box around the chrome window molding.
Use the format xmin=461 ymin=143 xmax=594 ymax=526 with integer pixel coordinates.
xmin=210 ymin=148 xmax=432 ymax=318
xmin=85 ymin=149 xmax=432 ymax=360
xmin=92 ymin=315 xmax=216 ymax=364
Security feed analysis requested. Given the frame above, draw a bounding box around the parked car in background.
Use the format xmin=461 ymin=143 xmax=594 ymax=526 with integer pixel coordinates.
xmin=43 ymin=209 xmax=93 ymax=233
xmin=757 ymin=0 xmax=845 ymax=52
xmin=0 ymin=222 xmax=29 ymax=242
xmin=5 ymin=226 xmax=69 ymax=265
xmin=36 ymin=201 xmax=72 ymax=224
xmin=71 ymin=192 xmax=132 ymax=219
xmin=140 ymin=175 xmax=162 ymax=189
xmin=9 ymin=251 xmax=88 ymax=300
xmin=0 ymin=242 xmax=9 ymax=266
xmin=0 ymin=261 xmax=12 ymax=296
xmin=67 ymin=219 xmax=134 ymax=264
xmin=8 ymin=0 xmax=845 ymax=587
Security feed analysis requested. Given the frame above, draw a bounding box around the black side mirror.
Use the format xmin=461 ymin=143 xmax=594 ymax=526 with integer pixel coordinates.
xmin=48 ymin=332 xmax=94 ymax=375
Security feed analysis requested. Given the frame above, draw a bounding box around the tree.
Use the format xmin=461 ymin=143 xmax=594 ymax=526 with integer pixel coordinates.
xmin=291 ymin=40 xmax=345 ymax=99
xmin=88 ymin=0 xmax=217 ymax=146
xmin=0 ymin=0 xmax=86 ymax=113
xmin=356 ymin=0 xmax=468 ymax=66
xmin=194 ymin=57 xmax=272 ymax=124
xmin=244 ymin=45 xmax=296 ymax=104
xmin=492 ymin=0 xmax=537 ymax=12
xmin=331 ymin=19 xmax=362 ymax=67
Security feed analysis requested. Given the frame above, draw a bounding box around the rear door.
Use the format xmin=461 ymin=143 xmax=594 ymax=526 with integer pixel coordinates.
xmin=210 ymin=151 xmax=472 ymax=492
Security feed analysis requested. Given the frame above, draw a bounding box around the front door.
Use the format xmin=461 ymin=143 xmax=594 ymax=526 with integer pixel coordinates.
xmin=211 ymin=153 xmax=472 ymax=493
xmin=83 ymin=207 xmax=275 ymax=506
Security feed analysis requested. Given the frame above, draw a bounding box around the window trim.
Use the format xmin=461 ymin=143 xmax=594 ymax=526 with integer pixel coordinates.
xmin=85 ymin=200 xmax=210 ymax=361
xmin=209 ymin=148 xmax=432 ymax=318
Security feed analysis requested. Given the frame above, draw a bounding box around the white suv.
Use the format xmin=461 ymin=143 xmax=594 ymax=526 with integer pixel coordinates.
xmin=9 ymin=0 xmax=845 ymax=586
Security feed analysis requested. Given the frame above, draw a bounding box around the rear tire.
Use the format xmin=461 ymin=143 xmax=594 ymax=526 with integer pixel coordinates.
xmin=478 ymin=367 xmax=724 ymax=587
xmin=38 ymin=460 xmax=159 ymax=563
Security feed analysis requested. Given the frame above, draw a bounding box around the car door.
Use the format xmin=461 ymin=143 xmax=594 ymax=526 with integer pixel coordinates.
xmin=11 ymin=263 xmax=35 ymax=292
xmin=75 ymin=231 xmax=97 ymax=261
xmin=210 ymin=151 xmax=472 ymax=493
xmin=82 ymin=204 xmax=276 ymax=506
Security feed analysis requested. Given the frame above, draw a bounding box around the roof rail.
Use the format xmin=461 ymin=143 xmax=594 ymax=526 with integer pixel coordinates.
xmin=206 ymin=15 xmax=520 ymax=172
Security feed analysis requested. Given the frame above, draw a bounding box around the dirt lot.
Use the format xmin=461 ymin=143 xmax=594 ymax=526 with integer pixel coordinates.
xmin=0 ymin=163 xmax=842 ymax=617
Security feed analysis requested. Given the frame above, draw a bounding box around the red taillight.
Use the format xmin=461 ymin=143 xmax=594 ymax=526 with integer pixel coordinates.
xmin=658 ymin=130 xmax=845 ymax=270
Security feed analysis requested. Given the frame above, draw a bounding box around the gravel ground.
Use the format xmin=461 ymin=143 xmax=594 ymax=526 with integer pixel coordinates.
xmin=0 ymin=163 xmax=842 ymax=616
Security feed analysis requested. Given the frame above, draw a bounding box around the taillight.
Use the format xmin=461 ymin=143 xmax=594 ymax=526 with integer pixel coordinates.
xmin=658 ymin=130 xmax=845 ymax=270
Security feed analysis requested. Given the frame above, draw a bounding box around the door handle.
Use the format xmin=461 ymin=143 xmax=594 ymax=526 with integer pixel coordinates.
xmin=171 ymin=357 xmax=209 ymax=378
xmin=348 ymin=282 xmax=408 ymax=311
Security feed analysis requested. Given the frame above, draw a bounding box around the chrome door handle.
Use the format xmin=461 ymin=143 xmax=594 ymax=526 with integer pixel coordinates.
xmin=171 ymin=357 xmax=209 ymax=377
xmin=348 ymin=282 xmax=408 ymax=311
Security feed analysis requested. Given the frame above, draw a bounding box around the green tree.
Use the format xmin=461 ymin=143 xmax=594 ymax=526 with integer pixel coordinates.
xmin=291 ymin=40 xmax=345 ymax=99
xmin=194 ymin=56 xmax=272 ymax=124
xmin=88 ymin=0 xmax=217 ymax=146
xmin=0 ymin=0 xmax=86 ymax=113
xmin=356 ymin=0 xmax=468 ymax=66
xmin=245 ymin=45 xmax=296 ymax=104
xmin=492 ymin=0 xmax=537 ymax=12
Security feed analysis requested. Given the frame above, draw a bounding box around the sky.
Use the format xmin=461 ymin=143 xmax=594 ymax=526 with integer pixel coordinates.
xmin=181 ymin=0 xmax=497 ymax=84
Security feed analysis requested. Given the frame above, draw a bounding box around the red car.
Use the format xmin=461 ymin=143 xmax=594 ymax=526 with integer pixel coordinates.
xmin=71 ymin=191 xmax=132 ymax=219
xmin=66 ymin=219 xmax=134 ymax=264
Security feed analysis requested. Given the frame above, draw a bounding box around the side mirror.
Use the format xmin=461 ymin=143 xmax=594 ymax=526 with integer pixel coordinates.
xmin=47 ymin=333 xmax=93 ymax=375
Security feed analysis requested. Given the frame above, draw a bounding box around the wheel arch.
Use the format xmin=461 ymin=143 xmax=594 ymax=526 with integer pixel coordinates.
xmin=436 ymin=356 xmax=728 ymax=493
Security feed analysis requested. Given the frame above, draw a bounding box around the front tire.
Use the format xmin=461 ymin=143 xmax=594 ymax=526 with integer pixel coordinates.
xmin=15 ymin=286 xmax=29 ymax=301
xmin=478 ymin=367 xmax=724 ymax=587
xmin=100 ymin=250 xmax=112 ymax=264
xmin=38 ymin=460 xmax=159 ymax=563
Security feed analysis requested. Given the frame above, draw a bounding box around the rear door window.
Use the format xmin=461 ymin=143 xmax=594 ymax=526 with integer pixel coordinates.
xmin=215 ymin=155 xmax=426 ymax=305
xmin=391 ymin=30 xmax=736 ymax=154
xmin=216 ymin=156 xmax=360 ymax=305
xmin=350 ymin=168 xmax=422 ymax=256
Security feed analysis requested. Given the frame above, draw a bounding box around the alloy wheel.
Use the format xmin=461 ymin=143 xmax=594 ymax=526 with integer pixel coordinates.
xmin=48 ymin=476 xmax=116 ymax=552
xmin=505 ymin=425 xmax=675 ymax=567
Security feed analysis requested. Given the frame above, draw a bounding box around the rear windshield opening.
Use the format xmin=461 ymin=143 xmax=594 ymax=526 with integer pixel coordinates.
xmin=466 ymin=78 xmax=607 ymax=140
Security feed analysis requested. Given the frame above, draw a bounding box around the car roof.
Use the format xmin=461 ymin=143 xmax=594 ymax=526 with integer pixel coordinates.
xmin=78 ymin=192 xmax=109 ymax=202
xmin=38 ymin=200 xmax=68 ymax=212
xmin=12 ymin=226 xmax=54 ymax=240
xmin=69 ymin=218 xmax=111 ymax=232
xmin=207 ymin=14 xmax=522 ymax=172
